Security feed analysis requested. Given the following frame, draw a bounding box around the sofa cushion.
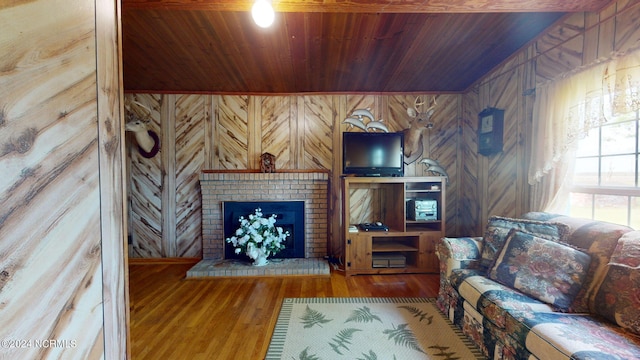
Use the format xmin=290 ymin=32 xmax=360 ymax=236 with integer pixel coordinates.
xmin=594 ymin=231 xmax=640 ymax=336
xmin=522 ymin=213 xmax=634 ymax=313
xmin=488 ymin=229 xmax=592 ymax=311
xmin=437 ymin=237 xmax=483 ymax=278
xmin=480 ymin=216 xmax=570 ymax=269
xmin=453 ymin=273 xmax=555 ymax=329
xmin=518 ymin=312 xmax=640 ymax=360
xmin=608 ymin=230 xmax=640 ymax=269
xmin=448 ymin=274 xmax=640 ymax=360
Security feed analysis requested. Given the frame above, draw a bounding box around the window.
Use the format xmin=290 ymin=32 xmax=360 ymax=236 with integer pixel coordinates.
xmin=568 ymin=110 xmax=640 ymax=229
xmin=530 ymin=51 xmax=640 ymax=225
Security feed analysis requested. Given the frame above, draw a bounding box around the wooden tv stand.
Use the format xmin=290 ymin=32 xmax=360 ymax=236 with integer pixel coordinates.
xmin=342 ymin=176 xmax=446 ymax=276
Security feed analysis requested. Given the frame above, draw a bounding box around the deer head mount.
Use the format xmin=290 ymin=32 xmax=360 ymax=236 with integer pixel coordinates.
xmin=407 ymin=96 xmax=437 ymax=128
xmin=403 ymin=96 xmax=437 ymax=164
xmin=124 ymin=98 xmax=160 ymax=158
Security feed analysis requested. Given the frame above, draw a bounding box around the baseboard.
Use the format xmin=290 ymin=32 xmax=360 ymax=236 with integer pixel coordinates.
xmin=128 ymin=257 xmax=201 ymax=265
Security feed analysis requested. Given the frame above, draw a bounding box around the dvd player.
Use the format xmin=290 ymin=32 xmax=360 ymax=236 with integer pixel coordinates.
xmin=358 ymin=222 xmax=389 ymax=231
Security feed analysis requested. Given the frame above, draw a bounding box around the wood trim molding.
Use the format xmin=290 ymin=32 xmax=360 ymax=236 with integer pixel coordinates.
xmin=96 ymin=0 xmax=129 ymax=357
xmin=161 ymin=94 xmax=177 ymax=257
xmin=201 ymin=169 xmax=330 ymax=173
xmin=122 ymin=0 xmax=611 ymax=13
xmin=128 ymin=257 xmax=201 ymax=265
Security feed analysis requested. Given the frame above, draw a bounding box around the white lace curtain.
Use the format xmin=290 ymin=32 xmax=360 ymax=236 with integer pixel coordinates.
xmin=528 ymin=50 xmax=640 ymax=211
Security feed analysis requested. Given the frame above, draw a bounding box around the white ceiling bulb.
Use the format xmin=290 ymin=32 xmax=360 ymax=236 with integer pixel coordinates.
xmin=252 ymin=0 xmax=275 ymax=28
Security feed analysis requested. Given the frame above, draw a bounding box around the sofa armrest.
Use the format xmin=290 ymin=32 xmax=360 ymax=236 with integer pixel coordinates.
xmin=436 ymin=236 xmax=483 ymax=279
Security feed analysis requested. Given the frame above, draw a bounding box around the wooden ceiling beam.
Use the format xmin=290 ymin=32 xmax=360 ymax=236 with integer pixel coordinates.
xmin=122 ymin=0 xmax=612 ymax=13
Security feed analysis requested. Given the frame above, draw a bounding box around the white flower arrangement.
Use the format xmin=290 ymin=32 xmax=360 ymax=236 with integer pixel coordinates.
xmin=225 ymin=208 xmax=290 ymax=263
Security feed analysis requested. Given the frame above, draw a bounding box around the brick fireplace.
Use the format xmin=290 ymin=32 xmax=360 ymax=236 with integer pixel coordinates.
xmin=199 ymin=171 xmax=329 ymax=261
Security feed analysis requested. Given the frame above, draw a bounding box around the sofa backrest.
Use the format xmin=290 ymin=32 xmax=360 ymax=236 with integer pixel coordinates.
xmin=521 ymin=212 xmax=633 ymax=313
xmin=593 ymin=230 xmax=640 ymax=336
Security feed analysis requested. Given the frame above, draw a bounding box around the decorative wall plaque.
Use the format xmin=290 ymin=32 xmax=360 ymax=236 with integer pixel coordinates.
xmin=260 ymin=152 xmax=276 ymax=173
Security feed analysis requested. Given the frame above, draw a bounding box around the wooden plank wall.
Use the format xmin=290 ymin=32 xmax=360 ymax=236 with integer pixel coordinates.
xmin=126 ymin=0 xmax=640 ymax=258
xmin=1 ymin=0 xmax=128 ymax=359
xmin=125 ymin=93 xmax=461 ymax=258
xmin=460 ymin=0 xmax=640 ymax=236
xmin=175 ymin=95 xmax=206 ymax=257
xmin=128 ymin=94 xmax=164 ymax=257
xmin=96 ymin=0 xmax=130 ymax=357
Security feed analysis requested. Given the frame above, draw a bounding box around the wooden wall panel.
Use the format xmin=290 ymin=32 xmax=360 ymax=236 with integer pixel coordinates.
xmin=161 ymin=94 xmax=177 ymax=257
xmin=348 ymin=188 xmax=379 ymax=225
xmin=303 ymin=95 xmax=334 ymax=170
xmin=330 ymin=95 xmax=347 ymax=256
xmin=518 ymin=50 xmax=535 ymax=216
xmin=175 ymin=94 xmax=204 ymax=257
xmin=204 ymin=96 xmax=215 ymax=169
xmin=460 ymin=91 xmax=482 ymax=236
xmin=424 ymin=95 xmax=459 ymax=236
xmin=486 ymin=67 xmax=519 ymax=219
xmin=217 ymin=95 xmax=249 ymax=169
xmin=388 ymin=95 xmax=421 ymax=176
xmin=96 ymin=0 xmax=129 ymax=356
xmin=614 ymin=1 xmax=640 ymax=54
xmin=535 ymin=15 xmax=586 ymax=82
xmin=346 ymin=95 xmax=377 ymax=126
xmin=1 ymin=0 xmax=127 ymax=358
xmin=261 ymin=96 xmax=294 ymax=169
xmin=470 ymin=56 xmax=527 ymax=228
xmin=128 ymin=94 xmax=163 ymax=257
xmin=596 ymin=5 xmax=617 ymax=60
xmin=387 ymin=95 xmax=415 ymax=132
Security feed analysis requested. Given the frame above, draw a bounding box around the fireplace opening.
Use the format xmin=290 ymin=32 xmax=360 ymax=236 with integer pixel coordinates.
xmin=223 ymin=201 xmax=305 ymax=260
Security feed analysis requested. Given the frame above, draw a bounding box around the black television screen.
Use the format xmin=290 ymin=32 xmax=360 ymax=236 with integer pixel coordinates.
xmin=342 ymin=132 xmax=404 ymax=177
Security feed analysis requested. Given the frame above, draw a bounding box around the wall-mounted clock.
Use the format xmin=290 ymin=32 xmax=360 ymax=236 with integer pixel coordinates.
xmin=477 ymin=107 xmax=504 ymax=156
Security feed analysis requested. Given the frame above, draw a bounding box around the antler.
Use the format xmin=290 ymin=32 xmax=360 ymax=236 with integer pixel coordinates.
xmin=408 ymin=96 xmax=423 ymax=117
xmin=124 ymin=97 xmax=153 ymax=121
xmin=407 ymin=96 xmax=437 ymax=122
xmin=425 ymin=96 xmax=437 ymax=113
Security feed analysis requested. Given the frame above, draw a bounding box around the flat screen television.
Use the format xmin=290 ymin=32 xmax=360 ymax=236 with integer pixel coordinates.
xmin=342 ymin=131 xmax=404 ymax=177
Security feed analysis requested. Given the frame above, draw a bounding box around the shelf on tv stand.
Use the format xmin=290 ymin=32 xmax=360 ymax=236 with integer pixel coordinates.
xmin=342 ymin=176 xmax=446 ymax=276
xmin=372 ymin=242 xmax=418 ymax=252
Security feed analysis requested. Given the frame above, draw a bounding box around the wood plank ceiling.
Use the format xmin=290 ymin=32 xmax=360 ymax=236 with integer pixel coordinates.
xmin=122 ymin=0 xmax=613 ymax=94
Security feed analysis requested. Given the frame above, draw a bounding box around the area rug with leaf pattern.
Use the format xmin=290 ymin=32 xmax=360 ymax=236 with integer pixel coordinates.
xmin=265 ymin=297 xmax=485 ymax=360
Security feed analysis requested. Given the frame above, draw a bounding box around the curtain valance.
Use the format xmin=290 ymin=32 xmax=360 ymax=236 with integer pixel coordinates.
xmin=529 ymin=51 xmax=640 ymax=185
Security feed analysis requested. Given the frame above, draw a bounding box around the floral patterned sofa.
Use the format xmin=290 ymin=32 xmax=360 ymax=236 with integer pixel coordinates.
xmin=437 ymin=212 xmax=640 ymax=359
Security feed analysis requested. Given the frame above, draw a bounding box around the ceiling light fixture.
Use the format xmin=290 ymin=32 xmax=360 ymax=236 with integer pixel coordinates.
xmin=252 ymin=0 xmax=275 ymax=28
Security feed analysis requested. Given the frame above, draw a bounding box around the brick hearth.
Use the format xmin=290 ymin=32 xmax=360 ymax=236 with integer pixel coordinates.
xmin=186 ymin=258 xmax=330 ymax=277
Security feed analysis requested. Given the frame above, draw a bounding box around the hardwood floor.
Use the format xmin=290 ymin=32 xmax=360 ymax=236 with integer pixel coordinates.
xmin=129 ymin=259 xmax=440 ymax=359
